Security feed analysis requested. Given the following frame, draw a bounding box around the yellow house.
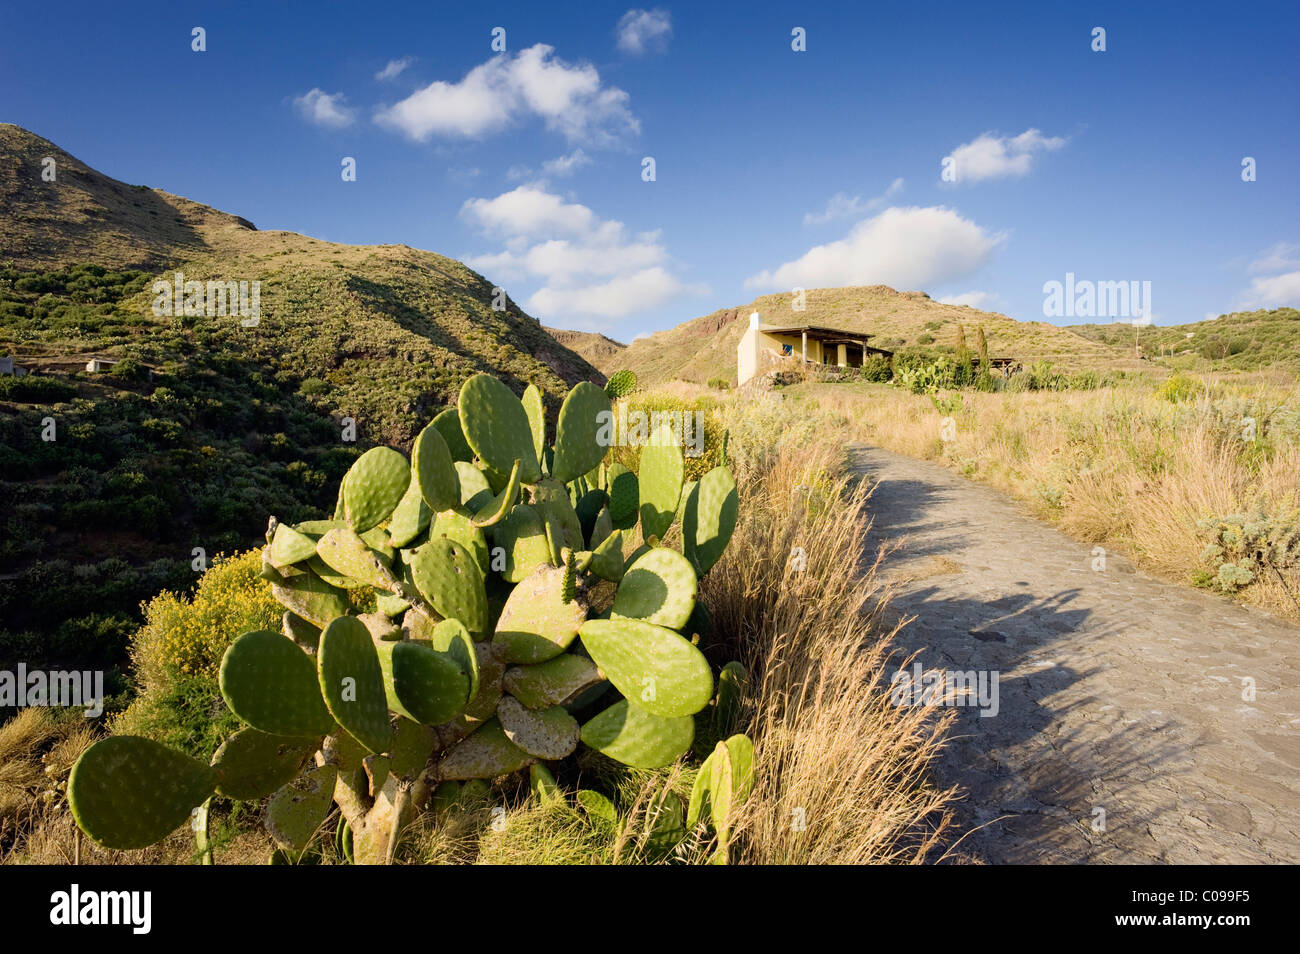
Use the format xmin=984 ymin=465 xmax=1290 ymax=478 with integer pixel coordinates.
xmin=736 ymin=312 xmax=892 ymax=386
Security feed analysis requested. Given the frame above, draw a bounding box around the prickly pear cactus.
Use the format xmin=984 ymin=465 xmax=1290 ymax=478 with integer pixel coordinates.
xmin=68 ymin=372 xmax=745 ymax=863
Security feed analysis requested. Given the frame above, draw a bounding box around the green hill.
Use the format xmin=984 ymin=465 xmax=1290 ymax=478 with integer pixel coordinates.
xmin=1069 ymin=308 xmax=1300 ymax=373
xmin=0 ymin=125 xmax=601 ymax=681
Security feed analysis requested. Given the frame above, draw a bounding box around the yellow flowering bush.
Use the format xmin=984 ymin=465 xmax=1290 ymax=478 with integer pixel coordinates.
xmin=130 ymin=549 xmax=281 ymax=688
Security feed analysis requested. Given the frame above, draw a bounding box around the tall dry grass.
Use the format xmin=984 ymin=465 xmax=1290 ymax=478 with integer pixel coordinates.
xmin=704 ymin=426 xmax=957 ymax=863
xmin=809 ymin=379 xmax=1300 ymax=618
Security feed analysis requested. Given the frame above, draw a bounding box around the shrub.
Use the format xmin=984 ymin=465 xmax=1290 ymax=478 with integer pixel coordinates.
xmin=706 ymin=377 xmax=730 ymax=390
xmin=858 ymin=354 xmax=892 ymax=383
xmin=917 ymin=333 xmax=935 ymax=345
xmin=0 ymin=375 xmax=76 ymax=402
xmin=1157 ymin=372 xmax=1201 ymax=404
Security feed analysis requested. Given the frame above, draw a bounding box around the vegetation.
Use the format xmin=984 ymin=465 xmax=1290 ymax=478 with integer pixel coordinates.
xmin=800 ymin=375 xmax=1300 ymax=620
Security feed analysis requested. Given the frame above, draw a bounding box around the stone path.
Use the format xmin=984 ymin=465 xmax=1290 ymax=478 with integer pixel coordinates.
xmin=850 ymin=444 xmax=1300 ymax=864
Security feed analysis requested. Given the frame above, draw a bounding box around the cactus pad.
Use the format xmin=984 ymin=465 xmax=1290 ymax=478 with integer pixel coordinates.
xmin=429 ymin=507 xmax=490 ymax=574
xmin=269 ymin=523 xmax=318 ymax=566
xmin=317 ymin=616 xmax=394 ymax=754
xmin=612 ymin=547 xmax=697 ymax=629
xmin=579 ymin=699 xmax=694 ymax=769
xmin=316 ymin=527 xmax=398 ymax=591
xmin=522 ymin=382 xmax=546 ymax=469
xmin=432 ymin=407 xmax=475 ymax=462
xmin=493 ymin=564 xmax=587 ymax=663
xmin=387 ymin=474 xmax=431 ymax=547
xmin=503 ymin=653 xmax=604 ymax=709
xmin=498 ymin=694 xmax=580 ymax=760
xmin=579 ymin=618 xmax=713 ymax=718
xmin=342 ymin=446 xmax=411 ymax=532
xmin=68 ymin=736 xmax=217 ymax=850
xmin=471 ymin=458 xmax=520 ymax=528
xmin=604 ymin=369 xmax=637 ymax=399
xmin=376 ymin=639 xmax=470 ymax=727
xmin=211 ymin=728 xmax=319 ymax=800
xmin=430 ymin=617 xmax=480 ymax=702
xmin=220 ymin=630 xmax=334 ymax=738
xmin=607 ymin=463 xmax=639 ymax=530
xmin=455 ymin=460 xmax=494 ymax=511
xmin=270 ymin=566 xmax=348 ymax=628
xmin=683 ymin=464 xmax=739 ymax=575
xmin=413 ymin=422 xmax=460 ymax=512
xmin=408 ymin=537 xmax=488 ymax=635
xmin=457 ymin=374 xmax=542 ymax=484
xmin=587 ymin=528 xmax=625 ymax=582
xmin=436 ymin=718 xmax=535 ymax=780
xmin=266 ymin=765 xmax=338 ymax=852
xmin=637 ymin=420 xmax=684 ymax=541
xmin=551 ymin=381 xmax=612 ymax=484
xmin=492 ymin=504 xmax=552 ymax=583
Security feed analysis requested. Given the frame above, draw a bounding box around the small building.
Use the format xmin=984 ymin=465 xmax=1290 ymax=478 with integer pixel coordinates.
xmin=85 ymin=358 xmax=117 ymax=373
xmin=0 ymin=357 xmax=27 ymax=377
xmin=737 ymin=313 xmax=893 ymax=387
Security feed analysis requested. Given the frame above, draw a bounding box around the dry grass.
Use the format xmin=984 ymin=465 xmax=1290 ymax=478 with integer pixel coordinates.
xmin=704 ymin=433 xmax=957 ymax=864
xmin=807 ymin=378 xmax=1300 ymax=619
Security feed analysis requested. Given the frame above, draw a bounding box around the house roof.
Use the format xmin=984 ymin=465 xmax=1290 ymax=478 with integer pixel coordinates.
xmin=758 ymin=323 xmax=875 ymax=341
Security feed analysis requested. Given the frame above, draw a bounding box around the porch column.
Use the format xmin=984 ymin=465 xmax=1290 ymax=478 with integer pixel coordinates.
xmin=837 ymin=343 xmax=847 ymax=367
xmin=801 ymin=331 xmax=807 ymax=365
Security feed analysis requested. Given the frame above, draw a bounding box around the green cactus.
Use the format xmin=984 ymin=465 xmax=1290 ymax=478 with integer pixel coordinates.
xmin=637 ymin=420 xmax=684 ymax=541
xmin=604 ymin=369 xmax=637 ymax=399
xmin=686 ymin=733 xmax=755 ymax=864
xmin=68 ymin=373 xmax=744 ymax=861
xmin=612 ymin=547 xmax=697 ymax=630
xmin=68 ymin=736 xmax=216 ymax=850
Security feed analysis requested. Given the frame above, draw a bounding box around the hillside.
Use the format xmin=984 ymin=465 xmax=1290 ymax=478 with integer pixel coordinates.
xmin=0 ymin=124 xmax=602 ymax=675
xmin=596 ymin=286 xmax=1143 ymax=387
xmin=543 ymin=325 xmax=627 ymax=368
xmin=1069 ymin=308 xmax=1300 ymax=373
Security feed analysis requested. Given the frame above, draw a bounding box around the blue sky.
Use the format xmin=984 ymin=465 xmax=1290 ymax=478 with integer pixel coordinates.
xmin=2 ymin=0 xmax=1298 ymax=340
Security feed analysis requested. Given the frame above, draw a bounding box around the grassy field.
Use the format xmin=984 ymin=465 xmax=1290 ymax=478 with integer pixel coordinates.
xmin=788 ymin=373 xmax=1300 ymax=621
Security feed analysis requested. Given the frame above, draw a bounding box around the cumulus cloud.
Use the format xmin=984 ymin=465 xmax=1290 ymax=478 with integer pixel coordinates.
xmin=1233 ymin=243 xmax=1300 ymax=309
xmin=293 ymin=89 xmax=356 ymax=128
xmin=461 ymin=186 xmax=703 ymax=321
xmin=804 ymin=178 xmax=903 ymax=226
xmin=1237 ymin=271 xmax=1300 ymax=309
xmin=507 ymin=149 xmax=593 ymax=183
xmin=375 ymin=44 xmax=637 ymax=146
xmin=939 ymin=291 xmax=996 ymax=308
xmin=945 ymin=128 xmax=1065 ymax=183
xmin=616 ymin=9 xmax=673 ymax=55
xmin=747 ymin=206 xmax=1005 ymax=291
xmin=375 ymin=57 xmax=413 ymax=81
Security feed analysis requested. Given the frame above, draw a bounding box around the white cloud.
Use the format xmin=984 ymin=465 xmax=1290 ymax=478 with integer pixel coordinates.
xmin=1248 ymin=242 xmax=1300 ymax=274
xmin=939 ymin=291 xmax=996 ymax=308
xmin=375 ymin=57 xmax=414 ymax=81
xmin=531 ymin=268 xmax=691 ymax=320
xmin=543 ymin=149 xmax=592 ymax=177
xmin=747 ymin=206 xmax=1005 ymax=291
xmin=945 ymin=128 xmax=1066 ymax=183
xmin=616 ymin=8 xmax=673 ymax=55
xmin=293 ymin=89 xmax=356 ymax=128
xmin=462 ymin=186 xmax=703 ymax=321
xmin=507 ymin=149 xmax=593 ymax=183
xmin=804 ymin=178 xmax=903 ymax=226
xmin=1237 ymin=270 xmax=1300 ymax=309
xmin=375 ymin=44 xmax=637 ymax=146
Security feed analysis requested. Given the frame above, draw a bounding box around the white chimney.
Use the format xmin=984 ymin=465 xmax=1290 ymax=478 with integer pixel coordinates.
xmin=749 ymin=311 xmax=760 ymax=329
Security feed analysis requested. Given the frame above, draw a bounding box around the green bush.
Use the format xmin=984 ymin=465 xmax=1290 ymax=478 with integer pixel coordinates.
xmin=0 ymin=375 xmax=76 ymax=402
xmin=1157 ymin=372 xmax=1202 ymax=404
xmin=858 ymin=354 xmax=892 ymax=383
